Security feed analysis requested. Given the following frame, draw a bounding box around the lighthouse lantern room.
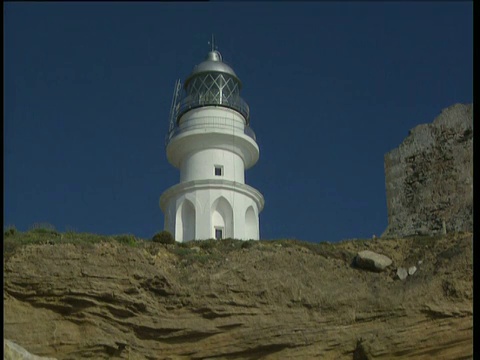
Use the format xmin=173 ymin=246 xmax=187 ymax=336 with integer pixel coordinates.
xmin=160 ymin=44 xmax=264 ymax=242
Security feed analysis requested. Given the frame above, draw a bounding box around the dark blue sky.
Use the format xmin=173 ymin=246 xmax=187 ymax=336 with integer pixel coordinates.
xmin=4 ymin=2 xmax=473 ymax=242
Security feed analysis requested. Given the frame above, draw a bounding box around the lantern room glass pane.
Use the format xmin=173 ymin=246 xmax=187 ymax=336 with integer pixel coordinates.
xmin=186 ymin=73 xmax=240 ymax=106
xmin=177 ymin=72 xmax=249 ymax=123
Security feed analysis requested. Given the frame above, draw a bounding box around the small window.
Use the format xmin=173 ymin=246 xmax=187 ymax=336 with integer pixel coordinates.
xmin=214 ymin=165 xmax=223 ymax=176
xmin=215 ymin=227 xmax=223 ymax=240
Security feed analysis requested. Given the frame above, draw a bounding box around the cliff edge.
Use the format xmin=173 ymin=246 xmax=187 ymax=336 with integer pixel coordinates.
xmin=4 ymin=232 xmax=473 ymax=359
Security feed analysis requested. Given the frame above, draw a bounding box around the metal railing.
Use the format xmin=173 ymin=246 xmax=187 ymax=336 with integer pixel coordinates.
xmin=244 ymin=126 xmax=256 ymax=141
xmin=175 ymin=95 xmax=250 ymax=124
xmin=165 ymin=115 xmax=256 ymax=146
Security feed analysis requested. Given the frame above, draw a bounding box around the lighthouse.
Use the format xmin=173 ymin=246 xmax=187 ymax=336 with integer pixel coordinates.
xmin=159 ymin=45 xmax=264 ymax=242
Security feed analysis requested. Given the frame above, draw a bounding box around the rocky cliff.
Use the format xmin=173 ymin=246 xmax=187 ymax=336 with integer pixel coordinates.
xmin=382 ymin=103 xmax=473 ymax=238
xmin=4 ymin=232 xmax=473 ymax=359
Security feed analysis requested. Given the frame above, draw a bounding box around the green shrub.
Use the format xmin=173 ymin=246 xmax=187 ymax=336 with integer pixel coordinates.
xmin=4 ymin=225 xmax=17 ymax=237
xmin=29 ymin=223 xmax=60 ymax=236
xmin=241 ymin=240 xmax=255 ymax=249
xmin=198 ymin=239 xmax=217 ymax=250
xmin=221 ymin=237 xmax=238 ymax=246
xmin=114 ymin=234 xmax=137 ymax=247
xmin=152 ymin=230 xmax=175 ymax=245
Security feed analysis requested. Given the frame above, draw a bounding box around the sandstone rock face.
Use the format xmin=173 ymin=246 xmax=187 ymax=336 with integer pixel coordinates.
xmin=355 ymin=250 xmax=392 ymax=272
xmin=3 ymin=234 xmax=473 ymax=359
xmin=4 ymin=339 xmax=57 ymax=360
xmin=383 ymin=103 xmax=473 ymax=238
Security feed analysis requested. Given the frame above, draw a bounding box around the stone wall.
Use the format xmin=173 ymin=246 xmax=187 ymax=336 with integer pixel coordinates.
xmin=382 ymin=103 xmax=473 ymax=238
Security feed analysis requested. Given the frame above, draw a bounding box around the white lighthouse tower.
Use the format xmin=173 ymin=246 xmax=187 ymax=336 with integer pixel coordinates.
xmin=160 ymin=45 xmax=264 ymax=242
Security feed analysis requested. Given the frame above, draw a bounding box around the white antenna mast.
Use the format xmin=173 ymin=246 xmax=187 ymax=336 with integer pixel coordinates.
xmin=208 ymin=34 xmax=217 ymax=52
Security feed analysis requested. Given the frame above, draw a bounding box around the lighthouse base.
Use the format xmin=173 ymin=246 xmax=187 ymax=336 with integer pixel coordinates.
xmin=160 ymin=179 xmax=264 ymax=242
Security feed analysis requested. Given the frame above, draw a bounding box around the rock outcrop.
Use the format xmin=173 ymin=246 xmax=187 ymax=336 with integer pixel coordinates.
xmin=3 ymin=233 xmax=473 ymax=359
xmin=383 ymin=103 xmax=473 ymax=238
xmin=355 ymin=250 xmax=392 ymax=272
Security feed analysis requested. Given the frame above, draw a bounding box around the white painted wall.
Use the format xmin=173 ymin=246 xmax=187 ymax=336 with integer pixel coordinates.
xmin=161 ymin=102 xmax=263 ymax=242
xmin=178 ymin=107 xmax=246 ymax=129
xmin=180 ymin=149 xmax=245 ymax=183
xmin=166 ymin=107 xmax=260 ymax=170
xmin=178 ymin=199 xmax=195 ymax=241
xmin=245 ymin=206 xmax=258 ymax=240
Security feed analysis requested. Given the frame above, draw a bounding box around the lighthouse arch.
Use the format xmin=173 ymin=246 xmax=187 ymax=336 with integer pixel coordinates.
xmin=176 ymin=199 xmax=196 ymax=242
xmin=211 ymin=196 xmax=233 ymax=239
xmin=245 ymin=206 xmax=258 ymax=240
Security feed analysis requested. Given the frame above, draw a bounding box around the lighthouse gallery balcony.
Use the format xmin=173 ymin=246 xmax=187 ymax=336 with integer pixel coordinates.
xmin=166 ymin=95 xmax=256 ymax=145
xmin=178 ymin=93 xmax=250 ymax=123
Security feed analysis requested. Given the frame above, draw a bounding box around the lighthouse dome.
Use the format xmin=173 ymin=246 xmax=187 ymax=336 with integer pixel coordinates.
xmin=185 ymin=50 xmax=241 ymax=87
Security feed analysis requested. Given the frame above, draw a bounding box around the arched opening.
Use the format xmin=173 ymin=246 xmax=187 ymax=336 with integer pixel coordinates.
xmin=211 ymin=197 xmax=234 ymax=239
xmin=176 ymin=199 xmax=196 ymax=242
xmin=245 ymin=206 xmax=257 ymax=240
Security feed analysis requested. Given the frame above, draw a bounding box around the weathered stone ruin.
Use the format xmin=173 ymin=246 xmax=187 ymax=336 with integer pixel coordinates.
xmin=382 ymin=103 xmax=473 ymax=238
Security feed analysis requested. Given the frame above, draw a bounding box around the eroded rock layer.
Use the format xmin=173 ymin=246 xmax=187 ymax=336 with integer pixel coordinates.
xmin=4 ymin=233 xmax=473 ymax=359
